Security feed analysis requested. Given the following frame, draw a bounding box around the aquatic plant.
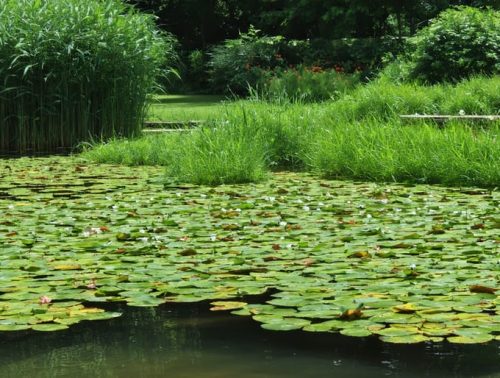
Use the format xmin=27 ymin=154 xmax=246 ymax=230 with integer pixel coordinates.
xmin=0 ymin=158 xmax=498 ymax=344
xmin=0 ymin=0 xmax=172 ymax=153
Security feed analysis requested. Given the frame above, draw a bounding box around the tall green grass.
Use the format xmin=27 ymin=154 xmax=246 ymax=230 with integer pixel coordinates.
xmin=82 ymin=76 xmax=500 ymax=187
xmin=308 ymin=121 xmax=499 ymax=187
xmin=0 ymin=0 xmax=172 ymax=153
xmin=330 ymin=76 xmax=500 ymax=122
xmin=166 ymin=120 xmax=268 ymax=185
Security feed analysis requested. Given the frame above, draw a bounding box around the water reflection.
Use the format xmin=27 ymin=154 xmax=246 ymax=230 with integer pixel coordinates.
xmin=0 ymin=304 xmax=498 ymax=378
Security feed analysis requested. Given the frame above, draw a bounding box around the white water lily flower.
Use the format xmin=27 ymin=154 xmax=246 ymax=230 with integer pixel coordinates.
xmin=410 ymin=263 xmax=417 ymax=270
xmin=279 ymin=221 xmax=287 ymax=227
xmin=210 ymin=234 xmax=217 ymax=242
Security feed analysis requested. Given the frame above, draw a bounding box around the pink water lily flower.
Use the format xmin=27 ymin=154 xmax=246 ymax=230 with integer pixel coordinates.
xmin=39 ymin=296 xmax=52 ymax=304
xmin=86 ymin=279 xmax=97 ymax=290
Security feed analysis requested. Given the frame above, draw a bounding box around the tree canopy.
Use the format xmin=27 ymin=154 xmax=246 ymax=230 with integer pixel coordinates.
xmin=127 ymin=0 xmax=499 ymax=48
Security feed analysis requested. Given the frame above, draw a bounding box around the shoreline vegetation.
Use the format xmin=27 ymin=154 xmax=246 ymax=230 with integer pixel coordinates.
xmin=82 ymin=76 xmax=500 ymax=188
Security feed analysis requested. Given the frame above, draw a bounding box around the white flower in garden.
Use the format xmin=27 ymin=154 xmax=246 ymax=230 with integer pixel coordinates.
xmin=459 ymin=109 xmax=466 ymax=116
xmin=303 ymin=205 xmax=310 ymax=211
xmin=210 ymin=234 xmax=217 ymax=242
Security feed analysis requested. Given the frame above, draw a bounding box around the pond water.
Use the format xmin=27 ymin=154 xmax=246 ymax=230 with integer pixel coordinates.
xmin=0 ymin=303 xmax=498 ymax=378
xmin=1 ymin=157 xmax=499 ymax=377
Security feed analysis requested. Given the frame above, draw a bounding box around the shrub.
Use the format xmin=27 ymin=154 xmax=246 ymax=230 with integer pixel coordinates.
xmin=0 ymin=0 xmax=173 ymax=153
xmin=402 ymin=7 xmax=499 ymax=83
xmin=208 ymin=27 xmax=291 ymax=94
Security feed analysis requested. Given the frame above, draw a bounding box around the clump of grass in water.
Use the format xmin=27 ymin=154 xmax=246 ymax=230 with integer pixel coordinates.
xmin=166 ymin=118 xmax=269 ymax=186
xmin=0 ymin=0 xmax=174 ymax=154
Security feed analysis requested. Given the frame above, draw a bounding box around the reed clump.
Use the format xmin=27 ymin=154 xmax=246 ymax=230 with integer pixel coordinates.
xmin=0 ymin=0 xmax=172 ymax=153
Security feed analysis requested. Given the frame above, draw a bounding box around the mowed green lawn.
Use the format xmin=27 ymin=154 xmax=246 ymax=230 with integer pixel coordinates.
xmin=147 ymin=94 xmax=229 ymax=122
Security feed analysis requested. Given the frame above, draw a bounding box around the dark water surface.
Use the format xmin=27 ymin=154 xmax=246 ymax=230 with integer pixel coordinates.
xmin=0 ymin=304 xmax=498 ymax=378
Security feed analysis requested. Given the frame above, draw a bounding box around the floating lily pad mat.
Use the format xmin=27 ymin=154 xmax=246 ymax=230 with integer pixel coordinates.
xmin=0 ymin=157 xmax=498 ymax=344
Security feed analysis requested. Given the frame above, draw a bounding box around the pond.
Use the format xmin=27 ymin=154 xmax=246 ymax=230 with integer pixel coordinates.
xmin=0 ymin=156 xmax=498 ymax=374
xmin=0 ymin=303 xmax=498 ymax=378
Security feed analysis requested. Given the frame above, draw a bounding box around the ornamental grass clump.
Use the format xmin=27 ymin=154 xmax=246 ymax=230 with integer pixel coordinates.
xmin=0 ymin=0 xmax=172 ymax=153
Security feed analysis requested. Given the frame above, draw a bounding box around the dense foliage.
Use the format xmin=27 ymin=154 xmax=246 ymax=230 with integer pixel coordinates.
xmin=208 ymin=28 xmax=291 ymax=94
xmin=127 ymin=0 xmax=498 ymax=49
xmin=0 ymin=0 xmax=172 ymax=153
xmin=208 ymin=29 xmax=391 ymax=95
xmin=127 ymin=0 xmax=498 ymax=93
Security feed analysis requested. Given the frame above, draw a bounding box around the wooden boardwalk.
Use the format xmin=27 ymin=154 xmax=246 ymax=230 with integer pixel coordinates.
xmin=142 ymin=120 xmax=204 ymax=134
xmin=400 ymin=115 xmax=499 ymax=123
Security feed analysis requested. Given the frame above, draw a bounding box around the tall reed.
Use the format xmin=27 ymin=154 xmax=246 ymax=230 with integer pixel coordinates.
xmin=0 ymin=0 xmax=173 ymax=153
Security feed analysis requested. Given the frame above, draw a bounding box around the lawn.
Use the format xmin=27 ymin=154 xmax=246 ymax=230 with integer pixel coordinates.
xmin=147 ymin=94 xmax=229 ymax=122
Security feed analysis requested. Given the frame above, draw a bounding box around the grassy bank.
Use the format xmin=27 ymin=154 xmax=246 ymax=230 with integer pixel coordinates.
xmin=82 ymin=76 xmax=500 ymax=187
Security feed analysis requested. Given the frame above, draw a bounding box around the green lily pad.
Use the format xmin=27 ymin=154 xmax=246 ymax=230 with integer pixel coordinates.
xmin=260 ymin=318 xmax=310 ymax=331
xmin=340 ymin=328 xmax=372 ymax=337
xmin=447 ymin=335 xmax=494 ymax=344
xmin=380 ymin=335 xmax=430 ymax=344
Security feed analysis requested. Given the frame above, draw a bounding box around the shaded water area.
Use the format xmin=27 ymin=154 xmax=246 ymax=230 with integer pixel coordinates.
xmin=0 ymin=303 xmax=499 ymax=378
